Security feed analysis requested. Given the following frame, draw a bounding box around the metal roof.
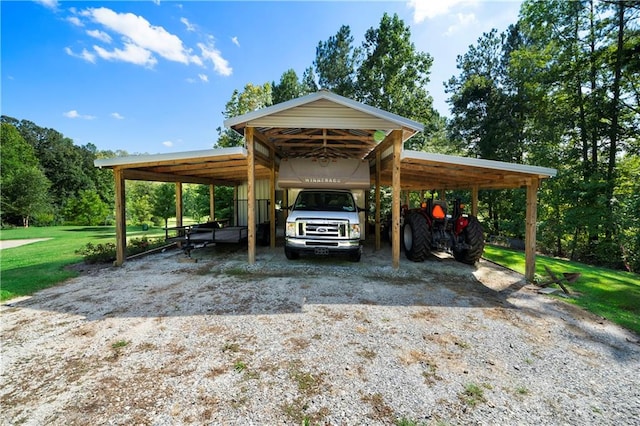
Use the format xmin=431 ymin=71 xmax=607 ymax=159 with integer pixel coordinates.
xmin=93 ymin=147 xmax=273 ymax=185
xmin=373 ymin=150 xmax=557 ymax=190
xmin=224 ymin=90 xmax=425 ymax=132
xmin=224 ymin=90 xmax=424 ymax=160
xmin=94 ymin=147 xmax=246 ymax=168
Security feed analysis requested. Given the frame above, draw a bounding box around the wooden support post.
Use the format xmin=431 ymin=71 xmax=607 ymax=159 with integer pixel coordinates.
xmin=246 ymin=127 xmax=256 ymax=264
xmin=283 ymin=189 xmax=289 ymax=222
xmin=114 ymin=168 xmax=126 ymax=266
xmin=175 ymin=182 xmax=183 ymax=228
xmin=210 ymin=185 xmax=216 ymax=220
xmin=269 ymin=146 xmax=276 ymax=249
xmin=471 ymin=185 xmax=479 ymax=217
xmin=391 ymin=129 xmax=402 ymax=269
xmin=375 ymin=151 xmax=381 ymax=251
xmin=233 ymin=185 xmax=238 ymax=226
xmin=525 ymin=178 xmax=539 ymax=282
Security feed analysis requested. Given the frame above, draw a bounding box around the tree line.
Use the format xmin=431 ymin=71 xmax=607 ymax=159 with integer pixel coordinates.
xmin=1 ymin=3 xmax=638 ymax=271
xmin=0 ymin=117 xmax=234 ymax=228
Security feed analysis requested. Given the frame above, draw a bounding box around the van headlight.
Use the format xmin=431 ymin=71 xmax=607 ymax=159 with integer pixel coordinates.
xmin=351 ymin=224 xmax=361 ymax=239
xmin=286 ymin=222 xmax=296 ymax=237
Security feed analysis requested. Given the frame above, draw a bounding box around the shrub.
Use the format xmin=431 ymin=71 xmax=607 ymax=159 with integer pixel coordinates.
xmin=75 ymin=242 xmax=116 ymax=264
xmin=76 ymin=236 xmax=166 ymax=264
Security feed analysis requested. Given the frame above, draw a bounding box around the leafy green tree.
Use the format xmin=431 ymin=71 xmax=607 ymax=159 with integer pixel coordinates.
xmin=215 ymin=83 xmax=272 ymax=148
xmin=301 ymin=66 xmax=319 ymax=93
xmin=3 ymin=167 xmax=52 ymax=227
xmin=151 ymin=183 xmax=176 ymax=228
xmin=1 ymin=123 xmax=52 ymax=226
xmin=272 ymin=69 xmax=305 ymax=104
xmin=614 ymin=155 xmax=640 ymax=272
xmin=356 ymin=13 xmax=437 ymax=150
xmin=182 ymin=184 xmax=205 ymax=223
xmin=314 ymin=25 xmax=361 ymax=97
xmin=62 ymin=189 xmax=109 ymax=226
xmin=215 ymin=185 xmax=235 ymax=222
xmin=126 ymin=181 xmax=155 ymax=225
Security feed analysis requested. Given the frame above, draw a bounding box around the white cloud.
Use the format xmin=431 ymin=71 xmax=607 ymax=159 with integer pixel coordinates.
xmin=67 ymin=16 xmax=83 ymax=27
xmin=444 ymin=12 xmax=477 ymax=36
xmin=231 ymin=36 xmax=240 ymax=47
xmin=66 ymin=6 xmax=232 ymax=77
xmin=84 ymin=7 xmax=194 ymax=65
xmin=65 ymin=46 xmax=96 ymax=63
xmin=198 ymin=42 xmax=232 ymax=76
xmin=111 ymin=112 xmax=125 ymax=120
xmin=181 ymin=17 xmax=196 ymax=32
xmin=63 ymin=110 xmax=96 ymax=120
xmin=93 ymin=43 xmax=157 ymax=68
xmin=186 ymin=77 xmax=196 ymax=84
xmin=162 ymin=140 xmax=173 ymax=147
xmin=35 ymin=0 xmax=58 ymax=10
xmin=86 ymin=29 xmax=112 ymax=43
xmin=408 ymin=0 xmax=477 ymax=22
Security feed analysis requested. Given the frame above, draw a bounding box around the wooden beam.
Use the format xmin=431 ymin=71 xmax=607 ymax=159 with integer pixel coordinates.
xmin=123 ymin=169 xmax=214 ymax=185
xmin=471 ymin=185 xmax=479 ymax=217
xmin=271 ymin=134 xmax=377 ymax=142
xmin=153 ymin=159 xmax=248 ymax=173
xmin=269 ymin=146 xmax=276 ymax=249
xmin=525 ymin=178 xmax=539 ymax=282
xmin=273 ymin=142 xmax=375 ymax=150
xmin=246 ymin=127 xmax=256 ymax=264
xmin=375 ymin=151 xmax=381 ymax=251
xmin=175 ymin=182 xmax=183 ymax=229
xmin=210 ymin=184 xmax=215 ymax=221
xmin=114 ymin=168 xmax=126 ymax=266
xmin=109 ymin=153 xmax=245 ymax=170
xmin=252 ymin=128 xmax=279 ymax=154
xmin=391 ymin=129 xmax=402 ymax=269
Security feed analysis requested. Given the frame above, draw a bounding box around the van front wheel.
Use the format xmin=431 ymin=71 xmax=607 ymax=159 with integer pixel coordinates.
xmin=284 ymin=247 xmax=300 ymax=260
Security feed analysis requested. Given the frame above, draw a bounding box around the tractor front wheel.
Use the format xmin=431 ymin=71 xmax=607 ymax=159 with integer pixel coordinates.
xmin=403 ymin=213 xmax=430 ymax=262
xmin=453 ymin=215 xmax=484 ymax=265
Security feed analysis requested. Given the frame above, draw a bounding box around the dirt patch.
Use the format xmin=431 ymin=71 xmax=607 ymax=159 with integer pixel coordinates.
xmin=1 ymin=243 xmax=639 ymax=425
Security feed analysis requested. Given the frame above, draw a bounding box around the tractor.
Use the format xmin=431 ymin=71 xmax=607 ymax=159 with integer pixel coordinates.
xmin=399 ymin=196 xmax=485 ymax=264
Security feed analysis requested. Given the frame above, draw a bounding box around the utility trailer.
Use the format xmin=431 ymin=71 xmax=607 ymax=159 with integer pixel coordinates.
xmin=165 ymin=221 xmax=250 ymax=257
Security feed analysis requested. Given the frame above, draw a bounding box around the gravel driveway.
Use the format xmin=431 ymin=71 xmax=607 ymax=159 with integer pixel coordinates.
xmin=1 ymin=243 xmax=639 ymax=425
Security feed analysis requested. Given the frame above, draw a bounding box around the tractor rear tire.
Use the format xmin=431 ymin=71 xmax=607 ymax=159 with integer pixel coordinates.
xmin=403 ymin=213 xmax=430 ymax=262
xmin=453 ymin=215 xmax=485 ymax=265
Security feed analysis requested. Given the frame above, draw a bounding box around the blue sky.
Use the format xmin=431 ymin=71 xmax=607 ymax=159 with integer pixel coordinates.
xmin=1 ymin=0 xmax=523 ymax=154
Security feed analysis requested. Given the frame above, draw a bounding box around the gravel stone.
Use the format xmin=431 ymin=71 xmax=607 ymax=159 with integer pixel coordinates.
xmin=1 ymin=243 xmax=639 ymax=425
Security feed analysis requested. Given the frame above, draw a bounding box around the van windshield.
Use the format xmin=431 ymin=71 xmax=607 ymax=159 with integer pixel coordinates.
xmin=293 ymin=191 xmax=356 ymax=212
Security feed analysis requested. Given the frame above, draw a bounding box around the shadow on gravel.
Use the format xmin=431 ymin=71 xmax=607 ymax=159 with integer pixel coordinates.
xmin=6 ymin=243 xmax=527 ymax=320
xmin=6 ymin=243 xmax=638 ymax=362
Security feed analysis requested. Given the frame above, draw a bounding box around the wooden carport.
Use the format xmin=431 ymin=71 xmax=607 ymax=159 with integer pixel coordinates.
xmin=95 ymin=90 xmax=556 ymax=281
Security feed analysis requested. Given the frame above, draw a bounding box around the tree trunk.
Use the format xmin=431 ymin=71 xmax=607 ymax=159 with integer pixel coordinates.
xmin=588 ymin=0 xmax=598 ymax=169
xmin=606 ymin=1 xmax=625 ymax=239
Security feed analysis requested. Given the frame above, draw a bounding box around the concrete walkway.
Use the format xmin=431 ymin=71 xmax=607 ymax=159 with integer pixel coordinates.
xmin=0 ymin=238 xmax=51 ymax=250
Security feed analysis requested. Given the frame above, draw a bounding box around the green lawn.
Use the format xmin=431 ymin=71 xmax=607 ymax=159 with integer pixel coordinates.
xmin=0 ymin=225 xmax=166 ymax=301
xmin=483 ymin=245 xmax=640 ymax=335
